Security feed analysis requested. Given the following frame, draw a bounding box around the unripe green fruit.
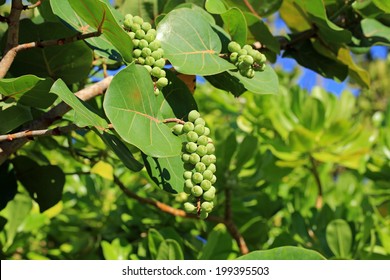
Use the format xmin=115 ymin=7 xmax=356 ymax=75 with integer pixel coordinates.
xmin=137 ymin=57 xmax=145 ymax=65
xmin=123 ymin=18 xmax=133 ymax=29
xmin=141 ymin=22 xmax=152 ymax=32
xmin=197 ymin=135 xmax=208 ymax=146
xmin=195 ymin=162 xmax=206 ymax=173
xmin=151 ymin=50 xmax=162 ymax=60
xmin=128 ymin=32 xmax=135 ymax=39
xmin=204 ymin=127 xmax=210 ymax=136
xmin=185 ymin=142 xmax=197 ymax=153
xmin=188 ymin=110 xmax=200 ymax=122
xmin=238 ymin=61 xmax=251 ymax=70
xmin=194 ymin=117 xmax=205 ymax=126
xmin=144 ymin=33 xmax=155 ymax=43
xmin=246 ymin=68 xmax=255 ymax=78
xmin=230 ymin=52 xmax=238 ymax=63
xmin=207 ymin=163 xmax=216 ymax=173
xmin=156 ymin=77 xmax=169 ymax=88
xmin=160 ymin=69 xmax=166 ymax=78
xmin=192 ymin=172 xmax=203 ymax=184
xmin=238 ymin=49 xmax=248 ymax=56
xmin=200 ymin=179 xmax=212 ymax=191
xmin=185 ymin=178 xmax=194 ymax=189
xmin=145 ymin=56 xmax=155 ymax=66
xmin=172 ymin=124 xmax=184 ymax=135
xmin=201 ymin=155 xmax=212 ymax=166
xmin=243 ymin=44 xmax=253 ymax=52
xmin=125 ymin=14 xmax=133 ymax=21
xmin=183 ymin=171 xmax=192 ymax=180
xmin=202 ymin=169 xmax=213 ymax=181
xmin=154 ymin=58 xmax=166 ymax=69
xmin=151 ymin=66 xmax=161 ymax=77
xmin=141 ymin=47 xmax=152 ymax=58
xmin=189 ymin=153 xmax=201 ymax=165
xmin=191 ymin=185 xmax=203 ymax=197
xmin=228 ymin=41 xmax=241 ymax=53
xmin=184 ymin=202 xmax=197 ymax=213
xmin=209 ymin=154 xmax=217 ymax=164
xmin=131 ymin=23 xmax=141 ymax=31
xmin=199 ymin=211 xmax=208 ymax=219
xmin=206 ymin=143 xmax=215 ymax=154
xmin=148 ymin=40 xmax=161 ymax=51
xmin=183 ymin=122 xmax=194 ymax=132
xmin=243 ymin=55 xmax=254 ymax=65
xmin=135 ymin=29 xmax=145 ymax=39
xmin=147 ymin=28 xmax=157 ymax=37
xmin=143 ymin=65 xmax=152 ymax=73
xmin=133 ymin=49 xmax=142 ymax=58
xmin=210 ymin=175 xmax=217 ymax=184
xmin=186 ymin=131 xmax=199 ymax=142
xmin=196 ymin=145 xmax=207 ymax=157
xmin=133 ymin=15 xmax=144 ymax=25
xmin=254 ymin=52 xmax=266 ymax=64
xmin=154 ymin=88 xmax=160 ymax=96
xmin=132 ymin=39 xmax=140 ymax=47
xmin=194 ymin=124 xmax=205 ymax=135
xmin=139 ymin=39 xmax=148 ymax=49
xmin=203 ymin=189 xmax=215 ymax=201
xmin=181 ymin=153 xmax=190 ymax=162
xmin=201 ymin=201 xmax=213 ymax=213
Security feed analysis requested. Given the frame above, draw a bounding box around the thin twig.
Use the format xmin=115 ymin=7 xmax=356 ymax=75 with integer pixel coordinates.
xmin=0 ymin=76 xmax=113 ymax=165
xmin=162 ymin=118 xmax=185 ymax=124
xmin=0 ymin=15 xmax=9 ymax=23
xmin=309 ymin=155 xmax=323 ymax=209
xmin=243 ymin=0 xmax=260 ymax=18
xmin=24 ymin=0 xmax=42 ymax=10
xmin=4 ymin=0 xmax=24 ymax=54
xmin=0 ymin=30 xmax=102 ymax=79
xmin=114 ymin=175 xmax=249 ymax=255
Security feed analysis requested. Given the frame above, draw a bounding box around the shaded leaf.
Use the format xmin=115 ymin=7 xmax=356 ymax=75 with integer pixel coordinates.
xmin=157 ymin=8 xmax=235 ymax=75
xmin=103 ymin=63 xmax=182 ymax=157
xmin=0 ymin=75 xmax=56 ymax=109
xmin=237 ymin=246 xmax=326 ymax=260
xmin=0 ymin=105 xmax=32 ymax=134
xmin=198 ymin=223 xmax=234 ymax=259
xmin=156 ymin=239 xmax=184 ymax=260
xmin=326 ymin=219 xmax=352 ymax=259
xmin=148 ymin=228 xmax=165 ymax=260
xmin=0 ymin=161 xmax=17 ymax=211
xmin=220 ymin=8 xmax=247 ymax=46
xmin=361 ymin=18 xmax=390 ymax=46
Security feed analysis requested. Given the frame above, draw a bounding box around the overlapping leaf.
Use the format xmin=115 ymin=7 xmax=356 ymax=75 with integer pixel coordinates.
xmin=157 ymin=8 xmax=235 ymax=75
xmin=103 ymin=63 xmax=182 ymax=157
xmin=237 ymin=246 xmax=326 ymax=260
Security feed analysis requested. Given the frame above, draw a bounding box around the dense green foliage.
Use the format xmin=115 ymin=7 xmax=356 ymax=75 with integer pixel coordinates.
xmin=0 ymin=0 xmax=389 ymax=260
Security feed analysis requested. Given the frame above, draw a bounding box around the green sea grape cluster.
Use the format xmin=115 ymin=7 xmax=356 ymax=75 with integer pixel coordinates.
xmin=227 ymin=41 xmax=267 ymax=78
xmin=123 ymin=14 xmax=168 ymax=95
xmin=172 ymin=110 xmax=217 ymax=219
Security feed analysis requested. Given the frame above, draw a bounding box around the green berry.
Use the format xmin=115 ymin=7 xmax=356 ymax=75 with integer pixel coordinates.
xmin=183 ymin=171 xmax=192 ymax=180
xmin=132 ymin=39 xmax=140 ymax=47
xmin=184 ymin=202 xmax=197 ymax=213
xmin=186 ymin=131 xmax=198 ymax=142
xmin=133 ymin=49 xmax=142 ymax=58
xmin=133 ymin=15 xmax=144 ymax=25
xmin=151 ymin=66 xmax=161 ymax=77
xmin=137 ymin=57 xmax=145 ymax=65
xmin=143 ymin=65 xmax=152 ymax=73
xmin=141 ymin=22 xmax=152 ymax=32
xmin=209 ymin=154 xmax=217 ymax=164
xmin=154 ymin=88 xmax=160 ymax=96
xmin=185 ymin=178 xmax=194 ymax=189
xmin=207 ymin=163 xmax=216 ymax=173
xmin=139 ymin=39 xmax=148 ymax=49
xmin=191 ymin=185 xmax=203 ymax=197
xmin=243 ymin=44 xmax=253 ymax=52
xmin=151 ymin=51 xmax=162 ymax=60
xmin=194 ymin=124 xmax=205 ymax=135
xmin=197 ymin=135 xmax=208 ymax=146
xmin=131 ymin=23 xmax=141 ymax=31
xmin=206 ymin=143 xmax=215 ymax=154
xmin=200 ymin=179 xmax=212 ymax=191
xmin=172 ymin=124 xmax=184 ymax=135
xmin=188 ymin=110 xmax=200 ymax=122
xmin=154 ymin=58 xmax=166 ymax=68
xmin=181 ymin=153 xmax=190 ymax=162
xmin=194 ymin=118 xmax=205 ymax=126
xmin=199 ymin=211 xmax=208 ymax=219
xmin=144 ymin=33 xmax=155 ymax=43
xmin=124 ymin=18 xmax=133 ymax=29
xmin=183 ymin=122 xmax=194 ymax=132
xmin=238 ymin=49 xmax=248 ymax=56
xmin=145 ymin=56 xmax=155 ymax=66
xmin=141 ymin=47 xmax=152 ymax=58
xmin=189 ymin=153 xmax=201 ymax=165
xmin=243 ymin=55 xmax=254 ymax=65
xmin=196 ymin=145 xmax=207 ymax=157
xmin=203 ymin=189 xmax=215 ymax=201
xmin=128 ymin=32 xmax=135 ymax=39
xmin=149 ymin=40 xmax=161 ymax=51
xmin=246 ymin=68 xmax=255 ymax=78
xmin=156 ymin=77 xmax=169 ymax=88
xmin=201 ymin=201 xmax=213 ymax=213
xmin=195 ymin=162 xmax=206 ymax=173
xmin=203 ymin=127 xmax=210 ymax=136
xmin=230 ymin=52 xmax=238 ymax=63
xmin=192 ymin=172 xmax=203 ymax=184
xmin=210 ymin=175 xmax=217 ymax=184
xmin=228 ymin=41 xmax=241 ymax=53
xmin=160 ymin=69 xmax=166 ymax=77
xmin=185 ymin=142 xmax=197 ymax=153
xmin=202 ymin=169 xmax=213 ymax=181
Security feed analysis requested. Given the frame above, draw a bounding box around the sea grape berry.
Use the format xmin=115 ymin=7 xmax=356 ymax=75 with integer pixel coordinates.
xmin=171 ymin=110 xmax=217 ymax=219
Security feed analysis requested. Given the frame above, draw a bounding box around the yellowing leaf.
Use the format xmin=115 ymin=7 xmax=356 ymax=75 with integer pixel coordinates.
xmin=91 ymin=161 xmax=114 ymax=181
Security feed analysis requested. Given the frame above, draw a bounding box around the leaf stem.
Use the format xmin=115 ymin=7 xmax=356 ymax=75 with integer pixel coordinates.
xmin=309 ymin=155 xmax=323 ymax=209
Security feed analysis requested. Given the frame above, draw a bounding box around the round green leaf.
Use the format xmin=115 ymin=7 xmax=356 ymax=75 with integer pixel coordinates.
xmin=103 ymin=63 xmax=182 ymax=157
xmin=326 ymin=219 xmax=353 ymax=259
xmin=157 ymin=8 xmax=235 ymax=75
xmin=237 ymin=246 xmax=326 ymax=260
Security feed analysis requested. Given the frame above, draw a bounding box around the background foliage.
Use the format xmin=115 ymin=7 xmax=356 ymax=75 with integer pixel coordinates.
xmin=0 ymin=0 xmax=389 ymax=260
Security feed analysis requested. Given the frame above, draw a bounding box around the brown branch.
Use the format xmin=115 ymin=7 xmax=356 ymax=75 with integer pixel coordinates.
xmin=162 ymin=118 xmax=185 ymax=124
xmin=0 ymin=76 xmax=113 ymax=165
xmin=114 ymin=175 xmax=249 ymax=255
xmin=0 ymin=15 xmax=9 ymax=23
xmin=0 ymin=30 xmax=102 ymax=79
xmin=243 ymin=0 xmax=260 ymax=18
xmin=4 ymin=0 xmax=24 ymax=54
